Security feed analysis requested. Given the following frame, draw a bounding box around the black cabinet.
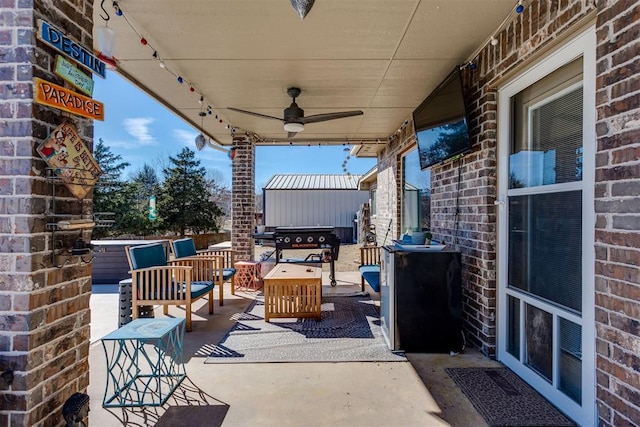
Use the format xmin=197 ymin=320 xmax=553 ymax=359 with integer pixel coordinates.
xmin=381 ymin=246 xmax=463 ymax=353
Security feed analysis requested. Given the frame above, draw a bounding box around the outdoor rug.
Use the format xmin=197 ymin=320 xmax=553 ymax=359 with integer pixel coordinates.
xmin=205 ymin=293 xmax=407 ymax=363
xmin=446 ymin=367 xmax=577 ymax=426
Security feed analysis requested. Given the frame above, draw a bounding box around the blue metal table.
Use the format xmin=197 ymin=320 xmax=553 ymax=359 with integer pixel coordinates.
xmin=101 ymin=318 xmax=185 ymax=407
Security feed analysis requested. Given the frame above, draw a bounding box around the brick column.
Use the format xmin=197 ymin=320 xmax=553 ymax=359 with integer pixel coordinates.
xmin=231 ymin=135 xmax=255 ymax=261
xmin=594 ymin=1 xmax=640 ymax=425
xmin=0 ymin=3 xmax=94 ymax=425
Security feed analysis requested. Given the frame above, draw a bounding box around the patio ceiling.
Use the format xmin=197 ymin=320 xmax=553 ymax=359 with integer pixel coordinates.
xmin=93 ymin=0 xmax=517 ymax=156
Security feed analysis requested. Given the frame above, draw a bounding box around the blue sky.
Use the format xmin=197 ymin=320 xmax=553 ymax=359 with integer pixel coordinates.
xmin=93 ymin=73 xmax=377 ymax=191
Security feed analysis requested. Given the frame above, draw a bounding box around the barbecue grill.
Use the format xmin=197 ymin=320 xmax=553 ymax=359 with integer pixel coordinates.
xmin=273 ymin=226 xmax=340 ymax=286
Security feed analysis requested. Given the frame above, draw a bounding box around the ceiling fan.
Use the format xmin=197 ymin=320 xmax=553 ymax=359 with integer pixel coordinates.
xmin=228 ymin=87 xmax=363 ymax=138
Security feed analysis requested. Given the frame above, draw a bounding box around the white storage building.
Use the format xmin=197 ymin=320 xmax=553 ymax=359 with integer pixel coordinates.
xmin=262 ymin=174 xmax=369 ymax=243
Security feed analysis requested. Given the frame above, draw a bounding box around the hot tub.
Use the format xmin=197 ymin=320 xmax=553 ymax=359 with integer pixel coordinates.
xmin=91 ymin=239 xmax=169 ymax=284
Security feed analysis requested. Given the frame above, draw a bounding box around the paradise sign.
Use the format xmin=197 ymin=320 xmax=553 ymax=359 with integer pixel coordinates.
xmin=34 ymin=78 xmax=104 ymax=121
xmin=37 ymin=121 xmax=103 ymax=199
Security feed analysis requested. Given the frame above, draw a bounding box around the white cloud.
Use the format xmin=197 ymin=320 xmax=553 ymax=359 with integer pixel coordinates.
xmin=173 ymin=128 xmax=198 ymax=147
xmin=123 ymin=117 xmax=155 ymax=144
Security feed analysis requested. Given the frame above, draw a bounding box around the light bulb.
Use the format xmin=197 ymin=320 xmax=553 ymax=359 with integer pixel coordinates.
xmin=283 ymin=122 xmax=304 ymax=133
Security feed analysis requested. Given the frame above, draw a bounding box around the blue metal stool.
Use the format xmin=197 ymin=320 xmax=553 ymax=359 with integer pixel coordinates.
xmin=101 ymin=318 xmax=186 ymax=407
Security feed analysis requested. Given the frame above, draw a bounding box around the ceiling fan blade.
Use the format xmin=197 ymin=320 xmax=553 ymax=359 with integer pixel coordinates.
xmin=287 ymin=131 xmax=298 ymax=138
xmin=301 ymin=110 xmax=363 ymax=124
xmin=227 ymin=107 xmax=283 ymax=122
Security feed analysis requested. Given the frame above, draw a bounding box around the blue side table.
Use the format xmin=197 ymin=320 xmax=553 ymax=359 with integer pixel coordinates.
xmin=101 ymin=318 xmax=186 ymax=407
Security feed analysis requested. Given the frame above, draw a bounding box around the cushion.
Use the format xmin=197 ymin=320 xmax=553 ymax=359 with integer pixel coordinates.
xmin=173 ymin=238 xmax=197 ymax=258
xmin=359 ymin=265 xmax=381 ymax=292
xmin=129 ymin=243 xmax=167 ymax=269
xmin=191 ymin=281 xmax=215 ymax=299
xmin=142 ymin=281 xmax=214 ymax=300
xmin=224 ymin=267 xmax=236 ymax=279
xmin=214 ymin=268 xmax=236 ymax=282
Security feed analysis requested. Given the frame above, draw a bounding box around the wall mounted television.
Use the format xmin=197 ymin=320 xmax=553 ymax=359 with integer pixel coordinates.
xmin=413 ymin=67 xmax=473 ymax=169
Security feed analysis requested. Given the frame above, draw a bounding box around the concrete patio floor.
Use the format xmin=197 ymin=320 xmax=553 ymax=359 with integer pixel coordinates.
xmin=87 ymin=271 xmax=502 ymax=426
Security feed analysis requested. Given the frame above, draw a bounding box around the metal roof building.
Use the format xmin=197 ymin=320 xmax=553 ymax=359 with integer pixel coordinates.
xmin=262 ymin=174 xmax=369 ymax=243
xmin=263 ymin=174 xmax=362 ymax=191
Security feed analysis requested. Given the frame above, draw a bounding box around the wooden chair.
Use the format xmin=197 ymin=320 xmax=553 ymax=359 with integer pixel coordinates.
xmin=171 ymin=238 xmax=236 ymax=305
xmin=359 ymin=246 xmax=381 ymax=292
xmin=125 ymin=242 xmax=218 ymax=331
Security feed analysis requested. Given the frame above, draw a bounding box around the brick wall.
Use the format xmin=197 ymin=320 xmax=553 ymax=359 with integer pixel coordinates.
xmin=457 ymin=0 xmax=596 ymax=358
xmin=0 ymin=1 xmax=95 ymax=425
xmin=378 ymin=1 xmax=596 ymax=355
xmin=594 ymin=1 xmax=640 ymax=426
xmin=373 ymin=125 xmax=413 ymax=247
xmin=231 ymin=136 xmax=256 ymax=261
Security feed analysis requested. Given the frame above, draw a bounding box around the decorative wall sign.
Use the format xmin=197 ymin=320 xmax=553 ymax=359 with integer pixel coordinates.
xmin=55 ymin=56 xmax=94 ymax=96
xmin=34 ymin=78 xmax=104 ymax=121
xmin=37 ymin=121 xmax=103 ymax=200
xmin=37 ymin=19 xmax=106 ymax=78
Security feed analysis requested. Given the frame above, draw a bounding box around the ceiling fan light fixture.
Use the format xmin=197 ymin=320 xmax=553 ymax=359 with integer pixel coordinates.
xmin=284 ymin=122 xmax=304 ymax=133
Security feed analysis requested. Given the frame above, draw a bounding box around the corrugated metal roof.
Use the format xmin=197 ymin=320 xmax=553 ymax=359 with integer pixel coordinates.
xmin=264 ymin=174 xmax=363 ymax=190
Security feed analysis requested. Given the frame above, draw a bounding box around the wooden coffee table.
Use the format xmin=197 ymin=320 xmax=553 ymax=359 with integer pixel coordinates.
xmin=262 ymin=263 xmax=322 ymax=321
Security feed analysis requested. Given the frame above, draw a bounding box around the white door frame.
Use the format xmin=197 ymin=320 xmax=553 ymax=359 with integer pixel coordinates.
xmin=496 ymin=26 xmax=596 ymax=427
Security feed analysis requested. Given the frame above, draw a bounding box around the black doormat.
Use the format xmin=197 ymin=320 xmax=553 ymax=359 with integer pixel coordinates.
xmin=446 ymin=368 xmax=577 ymax=427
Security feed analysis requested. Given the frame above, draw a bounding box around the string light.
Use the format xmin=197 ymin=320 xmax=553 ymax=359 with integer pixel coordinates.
xmin=462 ymin=0 xmax=528 ymax=71
xmin=342 ymin=146 xmax=352 ymax=175
xmin=112 ymin=2 xmax=249 ymax=142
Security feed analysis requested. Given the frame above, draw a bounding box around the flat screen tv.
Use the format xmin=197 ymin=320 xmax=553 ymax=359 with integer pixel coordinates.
xmin=413 ymin=67 xmax=473 ymax=169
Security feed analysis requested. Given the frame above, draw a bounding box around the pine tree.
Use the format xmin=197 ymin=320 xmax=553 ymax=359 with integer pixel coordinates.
xmin=159 ymin=148 xmax=222 ymax=236
xmin=92 ymin=138 xmax=131 ymax=238
xmin=118 ymin=164 xmax=162 ymax=235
